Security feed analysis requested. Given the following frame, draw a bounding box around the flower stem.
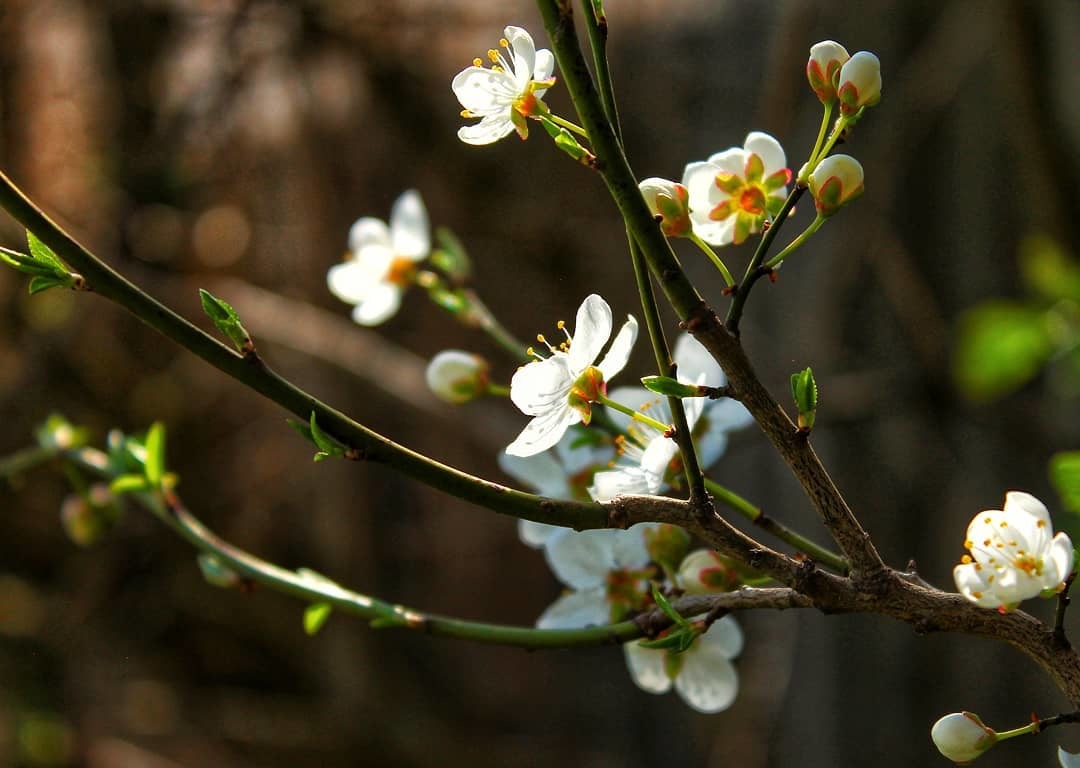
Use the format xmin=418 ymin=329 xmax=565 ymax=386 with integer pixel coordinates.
xmin=486 ymin=383 xmax=510 ymax=398
xmin=0 ymin=444 xmax=57 ymax=479
xmin=763 ymin=216 xmax=826 ymax=270
xmin=596 ymin=394 xmax=672 ymax=435
xmin=460 ymin=287 xmax=530 ymax=362
xmin=546 ymin=113 xmax=589 ymax=138
xmin=704 ymin=478 xmax=848 ymax=574
xmin=688 ymin=232 xmax=736 ymax=288
xmin=801 ymin=101 xmax=834 ymax=181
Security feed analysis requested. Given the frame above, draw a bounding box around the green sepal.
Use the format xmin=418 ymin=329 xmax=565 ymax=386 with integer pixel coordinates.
xmin=309 ymin=412 xmax=345 ymax=462
xmin=790 ymin=367 xmax=818 ymax=431
xmin=109 ymin=474 xmax=150 ymax=495
xmin=430 ymin=228 xmax=472 ymax=282
xmin=199 ymin=289 xmax=254 ymax=354
xmin=427 ymin=285 xmax=468 ymax=315
xmin=34 ymin=413 xmax=90 ymax=452
xmin=641 ymin=375 xmax=701 ymax=398
xmin=144 ymin=422 xmax=166 ymax=487
xmin=539 ymin=116 xmax=593 ymax=164
xmin=1050 ymin=451 xmax=1080 ymax=515
xmin=303 ymin=602 xmax=333 ymax=635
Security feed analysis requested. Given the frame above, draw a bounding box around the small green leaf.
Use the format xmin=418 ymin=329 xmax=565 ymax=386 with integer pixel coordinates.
xmin=790 ymin=367 xmax=818 ymax=430
xmin=109 ymin=474 xmax=149 ymax=495
xmin=1050 ymin=451 xmax=1080 ymax=515
xmin=28 ymin=276 xmax=68 ymax=295
xmin=649 ymin=582 xmax=690 ymax=630
xmin=1019 ymin=234 xmax=1080 ymax=303
xmin=431 ymin=228 xmax=472 ymax=281
xmin=199 ymin=289 xmax=254 ymax=354
xmin=303 ymin=602 xmax=333 ymax=635
xmin=308 ymin=412 xmax=344 ymax=461
xmin=287 ymin=418 xmax=316 ymax=445
xmin=637 ymin=625 xmax=698 ymax=653
xmin=144 ymin=422 xmax=166 ymax=487
xmin=198 ymin=554 xmax=241 ymax=589
xmin=641 ymin=375 xmax=701 ymax=398
xmin=27 ymin=231 xmax=65 ymax=270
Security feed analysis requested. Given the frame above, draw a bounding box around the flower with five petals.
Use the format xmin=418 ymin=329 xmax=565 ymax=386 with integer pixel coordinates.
xmin=682 ymin=132 xmax=792 ymax=246
xmin=327 ymin=190 xmax=429 ymax=326
xmin=506 ymin=294 xmax=637 ymax=457
xmin=953 ymin=491 xmax=1074 ymax=611
xmin=452 ymin=26 xmax=556 ymax=145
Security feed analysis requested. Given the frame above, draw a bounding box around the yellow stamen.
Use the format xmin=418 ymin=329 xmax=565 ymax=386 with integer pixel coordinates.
xmin=473 ymin=57 xmax=482 ymax=67
xmin=499 ymin=38 xmax=509 ymax=48
xmin=487 ymin=49 xmax=499 ymax=63
xmin=961 ymin=555 xmax=972 ymax=564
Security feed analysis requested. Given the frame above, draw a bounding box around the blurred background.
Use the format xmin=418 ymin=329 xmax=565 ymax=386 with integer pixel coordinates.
xmin=1 ymin=0 xmax=1078 ymax=766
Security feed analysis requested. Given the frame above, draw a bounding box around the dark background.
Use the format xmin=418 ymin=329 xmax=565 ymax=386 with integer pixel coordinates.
xmin=1 ymin=0 xmax=1078 ymax=766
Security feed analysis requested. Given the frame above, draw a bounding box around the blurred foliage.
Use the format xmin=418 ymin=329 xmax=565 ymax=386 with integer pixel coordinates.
xmin=954 ymin=234 xmax=1080 ymax=402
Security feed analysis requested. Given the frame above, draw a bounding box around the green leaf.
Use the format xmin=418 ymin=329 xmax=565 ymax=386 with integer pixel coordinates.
xmin=790 ymin=367 xmax=818 ymax=430
xmin=641 ymin=375 xmax=700 ymax=398
xmin=144 ymin=422 xmax=166 ymax=487
xmin=109 ymin=474 xmax=149 ymax=495
xmin=1050 ymin=451 xmax=1080 ymax=515
xmin=308 ymin=412 xmax=344 ymax=461
xmin=287 ymin=418 xmax=316 ymax=445
xmin=28 ymin=276 xmax=68 ymax=295
xmin=953 ymin=302 xmax=1053 ymax=402
xmin=199 ymin=289 xmax=254 ymax=353
xmin=303 ymin=602 xmax=333 ymax=636
xmin=26 ymin=231 xmax=65 ymax=270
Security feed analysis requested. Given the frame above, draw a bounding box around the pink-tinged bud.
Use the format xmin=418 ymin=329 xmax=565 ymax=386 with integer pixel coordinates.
xmin=425 ymin=350 xmax=491 ymax=404
xmin=808 ymin=154 xmax=864 ymax=216
xmin=806 ymin=40 xmax=850 ymax=103
xmin=837 ymin=51 xmax=882 ymax=115
xmin=638 ymin=177 xmax=692 ymax=237
xmin=677 ymin=549 xmax=741 ymax=594
xmin=930 ymin=712 xmax=997 ymax=764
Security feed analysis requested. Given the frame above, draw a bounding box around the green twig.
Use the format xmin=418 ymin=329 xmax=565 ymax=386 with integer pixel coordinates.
xmin=0 ymin=444 xmax=57 ymax=480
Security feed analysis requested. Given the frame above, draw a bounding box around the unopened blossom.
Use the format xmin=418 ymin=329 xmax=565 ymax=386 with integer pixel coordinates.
xmin=953 ymin=491 xmax=1074 ymax=611
xmin=682 ymin=132 xmax=792 ymax=246
xmin=327 ymin=190 xmax=429 ymax=326
xmin=808 ymin=154 xmax=864 ymax=216
xmin=624 ymin=615 xmax=743 ymax=713
xmin=452 ymin=26 xmax=556 ymax=145
xmin=537 ymin=525 xmax=658 ymax=629
xmin=806 ymin=40 xmax=850 ymax=103
xmin=639 ymin=177 xmax=692 ymax=237
xmin=837 ymin=51 xmax=882 ymax=116
xmin=498 ymin=429 xmax=614 ymax=548
xmin=506 ymin=294 xmax=637 ymax=457
xmin=678 ymin=549 xmax=741 ymax=594
xmin=425 ymin=350 xmax=490 ymax=404
xmin=931 ymin=712 xmax=997 ymax=764
xmin=588 ymin=334 xmax=752 ymax=501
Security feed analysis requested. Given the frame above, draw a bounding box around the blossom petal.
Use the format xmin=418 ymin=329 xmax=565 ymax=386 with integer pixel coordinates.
xmin=705 ymin=147 xmax=747 ymax=176
xmin=743 ymin=131 xmax=786 ymax=175
xmin=675 ymin=648 xmax=738 ymax=713
xmin=505 ymin=404 xmax=579 ymax=457
xmin=510 ymin=356 xmax=573 ymax=416
xmin=389 ymin=190 xmax=430 ymax=259
xmin=569 ymin=295 xmax=613 ymax=373
xmin=623 ymin=643 xmax=672 ymax=694
xmin=589 ymin=466 xmax=654 ymax=501
xmin=682 ymin=161 xmax=720 ymax=205
xmin=613 ymin=524 xmax=656 ymax=568
xmin=348 ymin=217 xmax=391 ymax=253
xmin=953 ymin=562 xmax=1001 ymax=608
xmin=497 ymin=450 xmax=569 ymax=498
xmin=640 ymin=434 xmax=679 ymax=481
xmin=457 ymin=117 xmax=517 ymax=146
xmin=555 ymin=431 xmax=614 ymax=475
xmin=544 ymin=529 xmax=618 ymax=588
xmin=537 ymin=587 xmax=609 ymax=629
xmin=1047 ymin=532 xmax=1075 ymax=587
xmin=673 ymin=334 xmax=725 ymax=388
xmin=604 ymin=386 xmax=664 ymax=434
xmin=704 ymin=614 xmax=745 ymax=658
xmin=692 ymin=216 xmax=737 ymax=247
xmin=351 ymin=283 xmax=402 ymax=326
xmin=597 ymin=315 xmax=639 ymax=381
xmin=452 ymin=66 xmax=517 ymax=113
xmin=1059 ymin=746 xmax=1080 ymax=768
xmin=504 ymin=26 xmax=537 ymax=91
xmin=518 ymin=520 xmax=565 ymax=549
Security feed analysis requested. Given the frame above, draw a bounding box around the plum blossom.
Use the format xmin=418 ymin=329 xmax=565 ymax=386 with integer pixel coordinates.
xmin=537 ymin=525 xmax=658 ymax=629
xmin=638 ymin=177 xmax=692 ymax=237
xmin=931 ymin=712 xmax=997 ymax=764
xmin=682 ymin=132 xmax=792 ymax=246
xmin=506 ymin=294 xmax=637 ymax=457
xmin=953 ymin=491 xmax=1074 ymax=611
xmin=327 ymin=190 xmax=429 ymax=326
xmin=806 ymin=40 xmax=850 ymax=103
xmin=588 ymin=334 xmax=752 ymax=501
xmin=498 ymin=429 xmax=614 ymax=548
xmin=425 ymin=350 xmax=490 ymax=404
xmin=452 ymin=26 xmax=556 ymax=145
xmin=808 ymin=154 xmax=864 ymax=216
xmin=837 ymin=51 xmax=882 ymax=116
xmin=623 ymin=615 xmax=743 ymax=713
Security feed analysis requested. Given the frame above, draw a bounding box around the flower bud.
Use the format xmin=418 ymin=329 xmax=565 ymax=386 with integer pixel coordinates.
xmin=644 ymin=524 xmax=692 ymax=575
xmin=60 ymin=484 xmax=117 ymax=547
xmin=678 ymin=549 xmax=741 ymax=594
xmin=806 ymin=40 xmax=850 ymax=103
xmin=837 ymin=51 xmax=882 ymax=116
xmin=425 ymin=350 xmax=490 ymax=404
xmin=931 ymin=712 xmax=997 ymax=764
xmin=808 ymin=155 xmax=864 ymax=216
xmin=638 ymin=177 xmax=692 ymax=237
